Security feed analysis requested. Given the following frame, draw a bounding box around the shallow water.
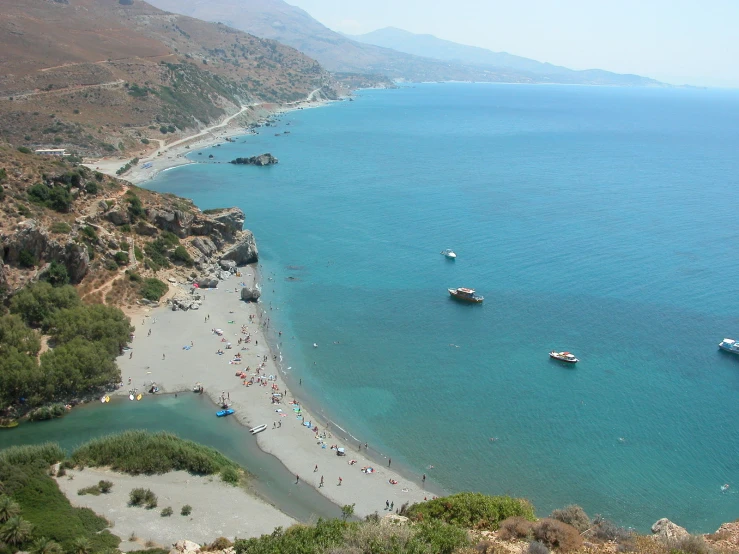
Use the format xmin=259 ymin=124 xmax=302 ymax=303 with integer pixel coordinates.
xmin=146 ymin=83 xmax=738 ymax=531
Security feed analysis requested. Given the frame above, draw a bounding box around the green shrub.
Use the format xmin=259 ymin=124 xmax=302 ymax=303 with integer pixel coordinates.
xmin=114 ymin=251 xmax=129 ymax=266
xmin=81 ymin=226 xmax=97 ymax=241
xmin=141 ymin=278 xmax=168 ymax=301
xmin=220 ymin=466 xmax=239 ymax=485
xmin=17 ymin=203 xmax=32 ymax=217
xmin=161 ymin=506 xmax=173 ymax=517
xmin=17 ymin=146 xmax=33 ymax=154
xmin=18 ymin=249 xmax=37 ymax=268
xmin=50 ymin=221 xmax=71 ymax=234
xmin=98 ymin=480 xmax=113 ymax=493
xmin=172 ymin=245 xmax=193 ymax=266
xmin=134 ymin=246 xmax=143 ymax=261
xmin=180 ymin=505 xmax=192 ymax=516
xmin=550 ymin=504 xmax=590 ymax=533
xmin=77 ymin=486 xmax=101 ymax=496
xmin=85 ymin=181 xmax=99 ymax=195
xmin=405 ymin=493 xmax=536 ymax=531
xmin=42 ymin=261 xmax=70 ymax=287
xmin=128 ymin=488 xmax=156 ymax=508
xmin=71 ymin=431 xmax=242 ymax=476
xmin=207 ymin=537 xmax=232 ymax=551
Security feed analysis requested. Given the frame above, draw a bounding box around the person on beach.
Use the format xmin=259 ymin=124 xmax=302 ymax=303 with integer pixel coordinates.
xmin=162 ymin=354 xmax=165 ymax=360
xmin=295 ymin=475 xmax=299 ymax=484
xmin=129 ymin=352 xmax=133 ymax=359
xmin=314 ymin=464 xmax=318 ymax=472
xmin=422 ymin=474 xmax=426 ymax=485
xmin=390 ymin=501 xmax=394 ymax=511
xmin=388 ymin=458 xmax=392 ymax=467
xmin=148 ymin=329 xmax=151 ymax=336
xmin=385 ymin=500 xmax=389 ymax=510
xmin=338 ymin=477 xmax=342 ymax=486
xmin=319 ymin=476 xmax=324 ymax=488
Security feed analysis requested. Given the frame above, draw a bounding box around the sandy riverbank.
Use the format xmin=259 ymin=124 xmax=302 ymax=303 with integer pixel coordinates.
xmin=55 ymin=467 xmax=294 ymax=551
xmin=86 ymin=95 xmax=334 ymax=186
xmin=117 ymin=267 xmax=431 ymax=519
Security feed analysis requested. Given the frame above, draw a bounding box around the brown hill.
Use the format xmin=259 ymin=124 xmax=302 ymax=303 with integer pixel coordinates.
xmin=0 ymin=141 xmax=256 ymax=308
xmin=0 ymin=0 xmax=339 ymax=155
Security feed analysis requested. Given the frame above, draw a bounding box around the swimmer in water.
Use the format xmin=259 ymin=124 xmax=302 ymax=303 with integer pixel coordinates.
xmin=722 ymin=484 xmax=730 ymax=492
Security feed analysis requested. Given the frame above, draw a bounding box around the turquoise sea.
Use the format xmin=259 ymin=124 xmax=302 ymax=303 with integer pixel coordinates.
xmin=148 ymin=83 xmax=739 ymax=532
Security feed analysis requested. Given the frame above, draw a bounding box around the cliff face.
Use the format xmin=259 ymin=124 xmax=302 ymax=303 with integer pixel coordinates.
xmin=0 ymin=144 xmax=256 ymax=303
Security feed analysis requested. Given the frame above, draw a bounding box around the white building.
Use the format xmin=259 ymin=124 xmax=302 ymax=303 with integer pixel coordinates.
xmin=34 ymin=148 xmax=67 ymax=156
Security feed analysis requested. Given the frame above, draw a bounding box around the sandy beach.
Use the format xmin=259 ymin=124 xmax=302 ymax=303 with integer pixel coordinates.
xmin=55 ymin=467 xmax=294 ymax=551
xmin=117 ymin=267 xmax=431 ymax=519
xmin=86 ymin=92 xmax=334 ymax=187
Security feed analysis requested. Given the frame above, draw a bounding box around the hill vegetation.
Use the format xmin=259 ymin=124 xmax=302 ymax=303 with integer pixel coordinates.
xmin=0 ymin=0 xmax=339 ymax=155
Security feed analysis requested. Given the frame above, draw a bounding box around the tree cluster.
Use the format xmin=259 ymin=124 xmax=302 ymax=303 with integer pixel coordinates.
xmin=0 ymin=282 xmax=132 ymax=411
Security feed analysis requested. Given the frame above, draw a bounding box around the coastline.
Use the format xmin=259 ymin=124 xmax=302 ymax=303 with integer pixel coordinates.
xmin=117 ymin=265 xmax=432 ymax=520
xmin=84 ymin=93 xmax=335 ymax=186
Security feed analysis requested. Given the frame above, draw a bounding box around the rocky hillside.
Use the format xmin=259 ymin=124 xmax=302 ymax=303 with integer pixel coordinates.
xmin=0 ymin=0 xmax=340 ymax=156
xmin=0 ymin=142 xmax=257 ymax=308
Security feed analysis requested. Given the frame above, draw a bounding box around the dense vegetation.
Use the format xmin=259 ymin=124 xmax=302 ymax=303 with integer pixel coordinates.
xmin=0 ymin=444 xmax=120 ymax=553
xmin=70 ymin=431 xmax=245 ymax=483
xmin=0 ymin=282 xmax=132 ymax=412
xmin=403 ymin=492 xmax=535 ymax=530
xmin=233 ymin=518 xmax=470 ymax=554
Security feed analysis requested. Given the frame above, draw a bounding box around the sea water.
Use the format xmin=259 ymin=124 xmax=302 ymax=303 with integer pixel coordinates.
xmin=147 ymin=83 xmax=739 ymax=531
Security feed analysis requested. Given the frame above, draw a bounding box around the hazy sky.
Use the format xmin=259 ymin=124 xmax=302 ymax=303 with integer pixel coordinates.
xmin=286 ymin=0 xmax=737 ymax=87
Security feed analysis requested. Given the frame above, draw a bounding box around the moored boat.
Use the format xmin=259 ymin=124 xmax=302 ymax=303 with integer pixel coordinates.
xmin=441 ymin=248 xmax=457 ymax=259
xmin=249 ymin=424 xmax=267 ymax=434
xmin=718 ymin=338 xmax=739 ymax=355
xmin=549 ymin=351 xmax=579 ymax=363
xmin=448 ymin=287 xmax=483 ymax=303
xmin=216 ymin=408 xmax=235 ymax=417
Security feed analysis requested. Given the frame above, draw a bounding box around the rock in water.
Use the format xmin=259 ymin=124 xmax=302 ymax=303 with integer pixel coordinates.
xmin=229 ymin=153 xmax=278 ymax=166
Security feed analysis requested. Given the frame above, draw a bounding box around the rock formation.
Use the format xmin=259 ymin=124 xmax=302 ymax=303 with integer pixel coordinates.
xmin=241 ymin=285 xmax=261 ymax=302
xmin=219 ymin=230 xmax=258 ymax=265
xmin=229 ymin=153 xmax=278 ymax=166
xmin=651 ymin=518 xmax=689 ymax=542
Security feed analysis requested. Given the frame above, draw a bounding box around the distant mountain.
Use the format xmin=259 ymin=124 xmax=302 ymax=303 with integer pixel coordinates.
xmin=349 ymin=27 xmax=660 ymax=86
xmin=145 ymin=0 xmax=660 ymax=86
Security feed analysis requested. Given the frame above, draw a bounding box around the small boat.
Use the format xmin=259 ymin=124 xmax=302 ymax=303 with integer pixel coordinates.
xmin=216 ymin=408 xmax=235 ymax=417
xmin=718 ymin=338 xmax=739 ymax=355
xmin=249 ymin=424 xmax=267 ymax=434
xmin=441 ymin=248 xmax=457 ymax=259
xmin=136 ymin=393 xmax=143 ymax=401
xmin=549 ymin=351 xmax=579 ymax=363
xmin=448 ymin=287 xmax=483 ymax=303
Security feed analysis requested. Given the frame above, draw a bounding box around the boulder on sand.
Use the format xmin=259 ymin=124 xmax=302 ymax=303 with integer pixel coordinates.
xmin=241 ymin=286 xmax=261 ymax=302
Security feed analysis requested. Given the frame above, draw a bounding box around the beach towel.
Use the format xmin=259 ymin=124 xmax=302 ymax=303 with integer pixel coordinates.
xmin=182 ymin=345 xmax=191 ymax=350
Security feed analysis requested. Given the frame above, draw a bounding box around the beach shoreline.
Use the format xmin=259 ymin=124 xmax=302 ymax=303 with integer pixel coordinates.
xmin=117 ymin=266 xmax=434 ymax=520
xmin=84 ymin=94 xmax=335 ymax=186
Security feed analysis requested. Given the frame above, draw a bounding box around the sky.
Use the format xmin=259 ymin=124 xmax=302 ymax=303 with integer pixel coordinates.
xmin=285 ymin=0 xmax=738 ymax=87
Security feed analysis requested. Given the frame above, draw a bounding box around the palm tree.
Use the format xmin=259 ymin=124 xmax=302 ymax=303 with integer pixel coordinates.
xmin=70 ymin=536 xmax=92 ymax=554
xmin=0 ymin=496 xmax=20 ymax=523
xmin=0 ymin=515 xmax=33 ymax=546
xmin=30 ymin=537 xmax=63 ymax=554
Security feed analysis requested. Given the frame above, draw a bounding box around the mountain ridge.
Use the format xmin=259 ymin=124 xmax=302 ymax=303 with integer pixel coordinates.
xmin=144 ymin=0 xmax=660 ymax=86
xmin=348 ymin=27 xmax=660 ymax=85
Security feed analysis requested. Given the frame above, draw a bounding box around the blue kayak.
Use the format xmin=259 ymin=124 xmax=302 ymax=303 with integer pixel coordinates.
xmin=216 ymin=408 xmax=235 ymax=417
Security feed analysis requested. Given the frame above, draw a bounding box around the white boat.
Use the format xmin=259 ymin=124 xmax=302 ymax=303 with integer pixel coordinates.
xmin=441 ymin=248 xmax=457 ymax=259
xmin=549 ymin=351 xmax=579 ymax=363
xmin=718 ymin=338 xmax=739 ymax=355
xmin=249 ymin=424 xmax=267 ymax=435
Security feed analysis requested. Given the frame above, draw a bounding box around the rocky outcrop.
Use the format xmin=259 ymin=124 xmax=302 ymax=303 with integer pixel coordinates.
xmin=147 ymin=208 xmax=196 ymax=239
xmin=192 ymin=237 xmax=218 ymax=258
xmin=241 ymin=285 xmax=261 ymax=302
xmin=105 ymin=208 xmax=130 ymax=226
xmin=220 ymin=230 xmax=258 ymax=266
xmin=170 ymin=291 xmax=202 ymax=311
xmin=229 ymin=153 xmax=278 ymax=166
xmin=1 ymin=219 xmax=90 ymax=284
xmin=171 ymin=540 xmax=200 ymax=554
xmin=651 ymin=518 xmax=689 ymax=542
